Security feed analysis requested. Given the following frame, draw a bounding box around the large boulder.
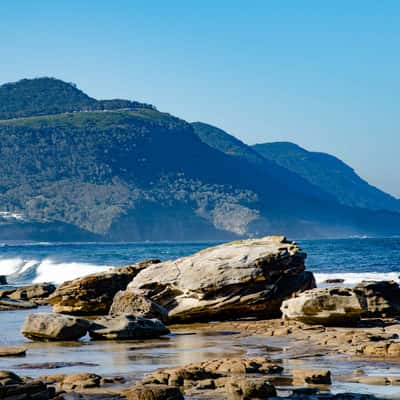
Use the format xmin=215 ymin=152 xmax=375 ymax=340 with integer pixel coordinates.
xmin=127 ymin=236 xmax=314 ymax=323
xmin=88 ymin=314 xmax=170 ymax=340
xmin=48 ymin=260 xmax=160 ymax=315
xmin=21 ymin=312 xmax=90 ymax=341
xmin=110 ymin=290 xmax=168 ymax=323
xmin=0 ymin=276 xmax=7 ymax=285
xmin=354 ymin=280 xmax=400 ymax=317
xmin=281 ymin=287 xmax=367 ymax=326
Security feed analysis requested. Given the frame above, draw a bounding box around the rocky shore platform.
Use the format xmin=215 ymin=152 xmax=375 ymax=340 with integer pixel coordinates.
xmin=1 ymin=236 xmax=400 ymax=399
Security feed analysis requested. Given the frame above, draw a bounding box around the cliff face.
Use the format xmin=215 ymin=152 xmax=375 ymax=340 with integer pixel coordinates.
xmin=0 ymin=78 xmax=399 ymax=241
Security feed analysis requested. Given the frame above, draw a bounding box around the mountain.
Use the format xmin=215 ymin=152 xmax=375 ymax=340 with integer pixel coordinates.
xmin=0 ymin=77 xmax=154 ymax=120
xmin=191 ymin=122 xmax=335 ymax=203
xmin=0 ymin=77 xmax=400 ymax=241
xmin=253 ymin=142 xmax=400 ymax=213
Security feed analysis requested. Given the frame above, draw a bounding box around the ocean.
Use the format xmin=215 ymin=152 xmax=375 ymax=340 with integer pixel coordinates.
xmin=1 ymin=237 xmax=400 ymax=287
xmin=1 ymin=237 xmax=400 ymax=399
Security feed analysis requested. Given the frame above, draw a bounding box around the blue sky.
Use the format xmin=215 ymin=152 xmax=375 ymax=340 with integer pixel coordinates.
xmin=1 ymin=1 xmax=399 ymax=196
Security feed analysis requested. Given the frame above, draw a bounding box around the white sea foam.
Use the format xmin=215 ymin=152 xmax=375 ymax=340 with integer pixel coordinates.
xmin=0 ymin=257 xmax=112 ymax=284
xmin=314 ymin=272 xmax=400 ymax=286
xmin=33 ymin=260 xmax=111 ymax=284
xmin=0 ymin=258 xmax=35 ymax=276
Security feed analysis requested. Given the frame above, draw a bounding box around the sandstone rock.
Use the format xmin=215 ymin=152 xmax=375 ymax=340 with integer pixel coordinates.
xmin=128 ymin=236 xmax=314 ymax=323
xmin=21 ymin=312 xmax=90 ymax=341
xmin=225 ymin=377 xmax=276 ymax=399
xmin=0 ymin=371 xmax=53 ymax=400
xmin=142 ymin=357 xmax=283 ymax=388
xmin=0 ymin=297 xmax=38 ymax=311
xmin=354 ymin=280 xmax=400 ymax=317
xmin=125 ymin=384 xmax=183 ymax=400
xmin=59 ymin=373 xmax=102 ymax=391
xmin=110 ymin=290 xmax=168 ymax=323
xmin=88 ymin=314 xmax=170 ymax=340
xmin=281 ymin=287 xmax=367 ymax=326
xmin=8 ymin=283 xmax=56 ymax=304
xmin=0 ymin=370 xmax=23 ymax=385
xmin=49 ymin=260 xmax=160 ymax=315
xmin=292 ymin=369 xmax=332 ymax=385
xmin=0 ymin=346 xmax=26 ymax=357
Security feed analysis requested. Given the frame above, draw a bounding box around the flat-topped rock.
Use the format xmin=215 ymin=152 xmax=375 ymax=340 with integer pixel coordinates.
xmin=281 ymin=287 xmax=367 ymax=326
xmin=22 ymin=312 xmax=90 ymax=341
xmin=125 ymin=384 xmax=184 ymax=400
xmin=7 ymin=283 xmax=56 ymax=304
xmin=0 ymin=297 xmax=38 ymax=311
xmin=0 ymin=347 xmax=26 ymax=357
xmin=88 ymin=314 xmax=170 ymax=340
xmin=48 ymin=259 xmax=160 ymax=315
xmin=128 ymin=236 xmax=314 ymax=323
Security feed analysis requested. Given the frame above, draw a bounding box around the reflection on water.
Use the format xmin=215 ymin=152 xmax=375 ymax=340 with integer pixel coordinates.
xmin=1 ymin=308 xmax=400 ymax=398
xmin=0 ymin=308 xmax=246 ymax=381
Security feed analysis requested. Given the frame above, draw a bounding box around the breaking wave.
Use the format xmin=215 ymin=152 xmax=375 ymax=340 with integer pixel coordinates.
xmin=314 ymin=272 xmax=400 ymax=286
xmin=0 ymin=257 xmax=112 ymax=285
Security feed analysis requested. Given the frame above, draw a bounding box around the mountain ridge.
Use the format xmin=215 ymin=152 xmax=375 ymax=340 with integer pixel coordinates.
xmin=0 ymin=77 xmax=399 ymax=241
xmin=253 ymin=141 xmax=400 ymax=213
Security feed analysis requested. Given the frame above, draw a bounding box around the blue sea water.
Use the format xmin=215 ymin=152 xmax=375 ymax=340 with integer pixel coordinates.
xmin=0 ymin=237 xmax=399 ymax=286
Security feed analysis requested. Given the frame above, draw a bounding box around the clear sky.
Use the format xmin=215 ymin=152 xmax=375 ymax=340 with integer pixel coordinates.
xmin=1 ymin=1 xmax=399 ymax=197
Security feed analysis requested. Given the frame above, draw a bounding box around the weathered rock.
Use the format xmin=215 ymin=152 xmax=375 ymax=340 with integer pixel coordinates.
xmin=37 ymin=373 xmax=125 ymax=391
xmin=142 ymin=357 xmax=283 ymax=387
xmin=0 ymin=371 xmax=53 ymax=399
xmin=0 ymin=297 xmax=38 ymax=311
xmin=128 ymin=236 xmax=314 ymax=323
xmin=49 ymin=260 xmax=160 ymax=315
xmin=88 ymin=314 xmax=170 ymax=340
xmin=0 ymin=346 xmax=26 ymax=357
xmin=357 ymin=340 xmax=400 ymax=358
xmin=225 ymin=377 xmax=276 ymax=399
xmin=125 ymin=384 xmax=184 ymax=400
xmin=281 ymin=287 xmax=367 ymax=326
xmin=0 ymin=276 xmax=7 ymax=285
xmin=354 ymin=280 xmax=400 ymax=317
xmin=7 ymin=283 xmax=56 ymax=304
xmin=21 ymin=312 xmax=90 ymax=341
xmin=110 ymin=290 xmax=168 ymax=323
xmin=292 ymin=369 xmax=332 ymax=385
xmin=59 ymin=373 xmax=102 ymax=391
xmin=0 ymin=370 xmax=23 ymax=386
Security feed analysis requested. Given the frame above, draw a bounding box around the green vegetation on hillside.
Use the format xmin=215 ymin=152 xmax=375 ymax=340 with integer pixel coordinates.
xmin=0 ymin=77 xmax=154 ymax=120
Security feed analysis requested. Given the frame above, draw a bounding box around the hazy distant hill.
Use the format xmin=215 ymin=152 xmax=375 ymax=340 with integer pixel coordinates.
xmin=253 ymin=142 xmax=400 ymax=213
xmin=0 ymin=78 xmax=399 ymax=241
